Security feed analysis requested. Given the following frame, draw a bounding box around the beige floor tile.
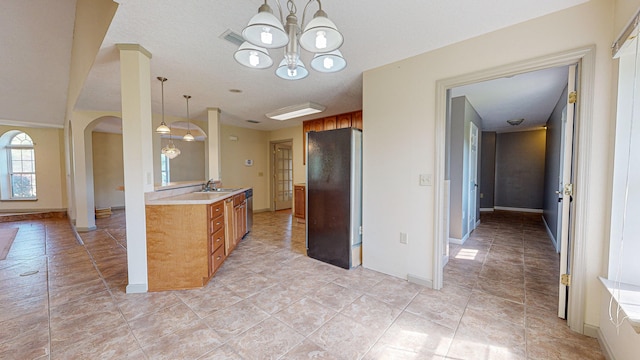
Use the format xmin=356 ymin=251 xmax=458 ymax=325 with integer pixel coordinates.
xmin=202 ymin=299 xmax=270 ymax=341
xmin=308 ymin=313 xmax=381 ymax=360
xmin=273 ymin=298 xmax=337 ymax=337
xmin=227 ymin=317 xmax=304 ymax=359
xmin=198 ymin=344 xmax=244 ymax=360
xmin=283 ymin=340 xmax=341 ymax=359
xmin=128 ymin=302 xmax=201 ymax=347
xmin=309 ymin=282 xmax=362 ymax=312
xmin=141 ymin=321 xmax=223 ymax=360
xmin=340 ymin=294 xmax=402 ymax=333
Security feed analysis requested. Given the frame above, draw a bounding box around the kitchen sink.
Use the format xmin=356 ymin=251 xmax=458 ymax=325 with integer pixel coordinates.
xmin=197 ymin=188 xmax=240 ymax=193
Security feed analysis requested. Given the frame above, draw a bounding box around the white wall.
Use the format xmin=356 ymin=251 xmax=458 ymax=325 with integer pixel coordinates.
xmin=449 ymin=96 xmax=483 ymax=240
xmin=363 ymin=0 xmax=614 ymax=330
xmin=220 ymin=125 xmax=270 ymax=211
xmin=0 ymin=126 xmax=67 ymax=212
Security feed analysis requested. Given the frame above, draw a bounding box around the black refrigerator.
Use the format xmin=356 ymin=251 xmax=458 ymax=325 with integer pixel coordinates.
xmin=306 ymin=128 xmax=362 ymax=269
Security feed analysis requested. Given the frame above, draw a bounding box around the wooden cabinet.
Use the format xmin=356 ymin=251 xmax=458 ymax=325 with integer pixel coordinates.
xmin=337 ymin=113 xmax=352 ymax=129
xmin=233 ymin=193 xmax=247 ymax=248
xmin=323 ymin=116 xmax=337 ymax=130
xmin=352 ymin=110 xmax=362 ymax=130
xmin=146 ymin=200 xmax=226 ymax=291
xmin=302 ymin=110 xmax=362 ymax=164
xmin=294 ymin=185 xmax=305 ymax=223
xmin=208 ymin=201 xmax=225 ymax=275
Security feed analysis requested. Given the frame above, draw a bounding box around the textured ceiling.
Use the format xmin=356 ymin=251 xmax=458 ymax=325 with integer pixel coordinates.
xmin=0 ymin=0 xmax=588 ymax=131
xmin=451 ymin=66 xmax=570 ymax=133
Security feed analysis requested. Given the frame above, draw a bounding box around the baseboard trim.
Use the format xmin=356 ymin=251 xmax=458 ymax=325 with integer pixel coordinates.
xmin=542 ymin=215 xmax=559 ymax=253
xmin=407 ymin=274 xmax=433 ymax=288
xmin=596 ymin=327 xmax=615 ymax=360
xmin=75 ymin=226 xmax=97 ymax=232
xmin=449 ymin=233 xmax=469 ymax=245
xmin=126 ymin=283 xmax=148 ymax=294
xmin=584 ymin=323 xmax=599 ymax=338
xmin=494 ymin=206 xmax=543 ymax=214
xmin=480 ymin=208 xmax=494 ymax=212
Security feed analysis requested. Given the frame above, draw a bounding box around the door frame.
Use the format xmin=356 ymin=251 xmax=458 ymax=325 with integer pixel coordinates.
xmin=269 ymin=139 xmax=294 ymax=211
xmin=468 ymin=121 xmax=479 ymax=233
xmin=433 ymin=46 xmax=596 ymax=334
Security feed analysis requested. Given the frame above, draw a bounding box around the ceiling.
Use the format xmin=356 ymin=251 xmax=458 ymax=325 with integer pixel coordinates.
xmin=451 ymin=66 xmax=570 ymax=133
xmin=0 ymin=0 xmax=587 ymax=131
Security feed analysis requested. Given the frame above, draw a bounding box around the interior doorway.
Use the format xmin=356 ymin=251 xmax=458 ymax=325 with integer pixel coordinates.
xmin=442 ymin=62 xmax=579 ymax=323
xmin=271 ymin=140 xmax=293 ymax=211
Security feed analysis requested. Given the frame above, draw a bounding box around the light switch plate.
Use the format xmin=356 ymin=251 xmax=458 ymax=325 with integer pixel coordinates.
xmin=419 ymin=174 xmax=432 ymax=186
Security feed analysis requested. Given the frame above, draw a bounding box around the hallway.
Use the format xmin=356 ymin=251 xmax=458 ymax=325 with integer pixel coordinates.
xmin=0 ymin=210 xmax=604 ymax=359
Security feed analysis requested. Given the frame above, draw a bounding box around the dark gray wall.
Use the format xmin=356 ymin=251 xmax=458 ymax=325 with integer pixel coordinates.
xmin=543 ymin=85 xmax=568 ymax=245
xmin=449 ymin=96 xmax=483 ymax=240
xmin=480 ymin=131 xmax=496 ymax=209
xmin=495 ymin=130 xmax=546 ymax=209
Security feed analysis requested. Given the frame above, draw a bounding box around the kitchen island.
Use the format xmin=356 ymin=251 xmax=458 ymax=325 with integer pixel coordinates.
xmin=145 ymin=185 xmax=249 ymax=291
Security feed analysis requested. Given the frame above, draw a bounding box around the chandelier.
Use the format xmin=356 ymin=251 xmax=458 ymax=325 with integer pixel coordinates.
xmin=234 ymin=0 xmax=346 ymax=80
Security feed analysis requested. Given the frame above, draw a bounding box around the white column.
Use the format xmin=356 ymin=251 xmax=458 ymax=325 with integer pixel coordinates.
xmin=117 ymin=43 xmax=154 ymax=293
xmin=206 ymin=107 xmax=221 ymax=181
xmin=71 ymin=125 xmax=96 ymax=231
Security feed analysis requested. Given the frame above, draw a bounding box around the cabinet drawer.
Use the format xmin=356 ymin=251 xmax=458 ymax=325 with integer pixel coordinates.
xmin=210 ymin=216 xmax=224 ymax=234
xmin=233 ymin=193 xmax=246 ymax=206
xmin=209 ymin=202 xmax=224 ymax=218
xmin=211 ymin=228 xmax=224 ymax=252
xmin=211 ymin=245 xmax=226 ymax=273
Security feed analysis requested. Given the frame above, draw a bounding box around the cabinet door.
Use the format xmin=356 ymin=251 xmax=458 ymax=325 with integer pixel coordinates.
xmin=352 ymin=111 xmax=363 ymax=130
xmin=337 ymin=114 xmax=352 ymax=129
xmin=294 ymin=185 xmax=305 ymax=219
xmin=323 ymin=116 xmax=337 ymax=130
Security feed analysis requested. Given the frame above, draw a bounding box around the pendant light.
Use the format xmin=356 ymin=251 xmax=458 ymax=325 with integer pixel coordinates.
xmin=183 ymin=95 xmax=195 ymax=142
xmin=155 ymin=77 xmax=170 ymax=134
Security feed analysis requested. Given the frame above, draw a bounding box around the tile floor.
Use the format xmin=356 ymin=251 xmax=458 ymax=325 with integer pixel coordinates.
xmin=0 ymin=209 xmax=605 ymax=359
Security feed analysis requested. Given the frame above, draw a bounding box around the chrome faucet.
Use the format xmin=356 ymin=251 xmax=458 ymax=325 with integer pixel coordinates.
xmin=203 ymin=179 xmax=216 ymax=192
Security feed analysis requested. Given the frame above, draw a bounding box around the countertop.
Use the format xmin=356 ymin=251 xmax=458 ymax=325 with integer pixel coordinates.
xmin=146 ymin=187 xmax=249 ymax=205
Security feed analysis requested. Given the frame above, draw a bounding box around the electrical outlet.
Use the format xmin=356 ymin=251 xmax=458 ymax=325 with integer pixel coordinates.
xmin=400 ymin=232 xmax=408 ymax=244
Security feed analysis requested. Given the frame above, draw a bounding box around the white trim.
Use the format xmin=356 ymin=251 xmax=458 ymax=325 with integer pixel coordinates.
xmin=125 ymin=283 xmax=148 ymax=293
xmin=449 ymin=233 xmax=468 ymax=245
xmin=476 ymin=219 xmax=481 ymax=227
xmin=75 ymin=225 xmax=97 ymax=232
xmin=542 ymin=215 xmax=559 ymax=253
xmin=433 ymin=46 xmax=595 ymax=334
xmin=494 ymin=206 xmax=543 ymax=213
xmin=480 ymin=207 xmax=494 ymax=212
xmin=583 ymin=323 xmax=599 ymax=339
xmin=0 ymin=119 xmax=64 ymax=129
xmin=596 ymin=327 xmax=615 ymax=360
xmin=408 ymin=274 xmax=433 ymax=288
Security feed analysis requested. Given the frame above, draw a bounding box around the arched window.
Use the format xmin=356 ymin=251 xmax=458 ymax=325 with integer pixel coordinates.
xmin=7 ymin=132 xmax=36 ymax=198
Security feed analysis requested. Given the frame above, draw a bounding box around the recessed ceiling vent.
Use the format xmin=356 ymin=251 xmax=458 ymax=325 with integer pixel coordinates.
xmin=247 ymin=120 xmax=260 ymax=124
xmin=220 ymin=29 xmax=244 ymax=47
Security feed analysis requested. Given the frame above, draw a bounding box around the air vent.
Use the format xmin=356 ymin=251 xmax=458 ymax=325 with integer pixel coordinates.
xmin=247 ymin=120 xmax=260 ymax=124
xmin=220 ymin=29 xmax=245 ymax=47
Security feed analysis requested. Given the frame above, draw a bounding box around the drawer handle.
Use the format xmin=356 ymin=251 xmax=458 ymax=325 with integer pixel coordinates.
xmin=216 ymin=255 xmax=222 ymax=261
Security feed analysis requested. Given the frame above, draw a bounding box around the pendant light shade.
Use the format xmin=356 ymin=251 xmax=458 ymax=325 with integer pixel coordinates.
xmin=234 ymin=41 xmax=274 ymax=69
xmin=155 ymin=77 xmax=171 ymax=134
xmin=162 ymin=141 xmax=181 ymax=159
xmin=299 ymin=9 xmax=343 ymax=53
xmin=276 ymin=57 xmax=308 ymax=80
xmin=310 ymin=49 xmax=346 ymax=73
xmin=183 ymin=95 xmax=195 ymax=142
xmin=242 ymin=3 xmax=288 ymax=49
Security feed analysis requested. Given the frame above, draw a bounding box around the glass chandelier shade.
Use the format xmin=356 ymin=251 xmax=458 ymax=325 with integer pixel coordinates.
xmin=183 ymin=95 xmax=195 ymax=142
xmin=298 ymin=10 xmax=343 ymax=53
xmin=236 ymin=0 xmax=345 ymax=79
xmin=155 ymin=77 xmax=171 ymax=134
xmin=276 ymin=57 xmax=308 ymax=80
xmin=310 ymin=49 xmax=346 ymax=73
xmin=162 ymin=141 xmax=181 ymax=159
xmin=234 ymin=42 xmax=274 ymax=69
xmin=242 ymin=3 xmax=288 ymax=49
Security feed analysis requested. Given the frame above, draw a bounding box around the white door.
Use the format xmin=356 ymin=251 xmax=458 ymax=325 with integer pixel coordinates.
xmin=468 ymin=122 xmax=479 ymax=232
xmin=273 ymin=142 xmax=293 ymax=210
xmin=558 ymin=64 xmax=577 ymax=319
